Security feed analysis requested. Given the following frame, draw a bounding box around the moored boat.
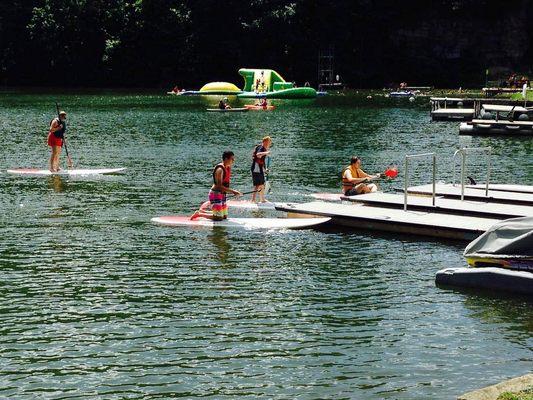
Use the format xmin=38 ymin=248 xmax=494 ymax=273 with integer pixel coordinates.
xmin=463 ymin=216 xmax=533 ymax=272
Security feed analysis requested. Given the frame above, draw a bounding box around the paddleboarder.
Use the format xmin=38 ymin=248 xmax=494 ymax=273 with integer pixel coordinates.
xmin=341 ymin=156 xmax=380 ymax=195
xmin=251 ymin=136 xmax=272 ymax=203
xmin=191 ymin=151 xmax=242 ymax=221
xmin=48 ymin=110 xmax=67 ymax=172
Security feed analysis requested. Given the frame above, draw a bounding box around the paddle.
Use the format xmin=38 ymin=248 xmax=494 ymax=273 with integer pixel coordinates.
xmin=264 ymin=155 xmax=272 ymax=194
xmin=229 ymin=189 xmax=260 ymax=197
xmin=56 ymin=102 xmax=73 ymax=168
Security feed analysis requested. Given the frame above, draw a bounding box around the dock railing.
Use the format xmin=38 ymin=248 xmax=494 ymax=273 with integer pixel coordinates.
xmin=404 ymin=153 xmax=437 ymax=211
xmin=452 ymin=147 xmax=492 ymax=200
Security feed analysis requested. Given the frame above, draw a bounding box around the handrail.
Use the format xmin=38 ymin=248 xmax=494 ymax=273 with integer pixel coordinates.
xmin=452 ymin=147 xmax=492 ymax=200
xmin=404 ymin=152 xmax=437 ymax=211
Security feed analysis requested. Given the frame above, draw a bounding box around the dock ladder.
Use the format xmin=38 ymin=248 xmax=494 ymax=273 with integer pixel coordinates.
xmin=452 ymin=147 xmax=492 ymax=200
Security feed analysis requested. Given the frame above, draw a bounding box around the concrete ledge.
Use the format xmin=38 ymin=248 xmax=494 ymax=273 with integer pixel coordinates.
xmin=458 ymin=374 xmax=533 ymax=400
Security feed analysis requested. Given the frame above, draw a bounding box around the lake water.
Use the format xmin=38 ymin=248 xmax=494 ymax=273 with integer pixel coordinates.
xmin=0 ymin=91 xmax=531 ymax=399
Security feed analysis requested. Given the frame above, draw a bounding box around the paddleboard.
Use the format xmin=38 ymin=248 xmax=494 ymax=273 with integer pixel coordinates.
xmin=6 ymin=168 xmax=127 ymax=176
xmin=227 ymin=200 xmax=278 ymax=210
xmin=309 ymin=192 xmax=344 ymax=201
xmin=244 ymin=105 xmax=275 ymax=111
xmin=206 ymin=108 xmax=248 ymax=112
xmin=151 ymin=216 xmax=330 ymax=229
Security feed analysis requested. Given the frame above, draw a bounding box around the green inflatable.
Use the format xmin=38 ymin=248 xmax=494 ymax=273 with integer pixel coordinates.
xmin=182 ymin=68 xmax=317 ymax=99
xmin=237 ymin=68 xmax=317 ymax=99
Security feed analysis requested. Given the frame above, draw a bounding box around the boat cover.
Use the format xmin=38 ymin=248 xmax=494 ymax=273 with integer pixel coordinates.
xmin=464 ymin=216 xmax=533 ymax=258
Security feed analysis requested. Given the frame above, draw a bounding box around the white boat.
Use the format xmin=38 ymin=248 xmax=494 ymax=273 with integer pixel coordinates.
xmin=464 ymin=216 xmax=533 ymax=272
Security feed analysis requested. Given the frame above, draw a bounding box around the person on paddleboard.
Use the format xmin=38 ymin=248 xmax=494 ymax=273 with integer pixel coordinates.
xmin=251 ymin=136 xmax=272 ymax=203
xmin=191 ymin=151 xmax=242 ymax=220
xmin=341 ymin=156 xmax=381 ymax=195
xmin=48 ymin=111 xmax=67 ymax=172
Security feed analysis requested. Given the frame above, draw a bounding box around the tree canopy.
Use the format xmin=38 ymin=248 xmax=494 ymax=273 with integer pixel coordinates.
xmin=1 ymin=0 xmax=531 ymax=88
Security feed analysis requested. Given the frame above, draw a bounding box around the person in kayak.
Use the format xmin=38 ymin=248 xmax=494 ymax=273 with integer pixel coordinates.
xmin=253 ymin=98 xmax=268 ymax=108
xmin=218 ymin=97 xmax=231 ymax=110
xmin=341 ymin=156 xmax=381 ymax=195
xmin=47 ymin=110 xmax=67 ymax=172
xmin=251 ymin=136 xmax=272 ymax=203
xmin=191 ymin=151 xmax=242 ymax=220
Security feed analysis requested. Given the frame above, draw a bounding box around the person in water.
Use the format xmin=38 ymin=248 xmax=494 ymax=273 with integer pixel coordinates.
xmin=341 ymin=156 xmax=381 ymax=195
xmin=191 ymin=151 xmax=242 ymax=220
xmin=47 ymin=111 xmax=67 ymax=172
xmin=251 ymin=136 xmax=272 ymax=203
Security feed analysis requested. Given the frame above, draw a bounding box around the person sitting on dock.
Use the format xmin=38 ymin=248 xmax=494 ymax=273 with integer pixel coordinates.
xmin=190 ymin=151 xmax=242 ymax=221
xmin=341 ymin=156 xmax=380 ymax=195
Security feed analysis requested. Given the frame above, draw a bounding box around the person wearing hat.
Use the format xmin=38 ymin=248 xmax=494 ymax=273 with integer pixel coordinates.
xmin=47 ymin=111 xmax=67 ymax=172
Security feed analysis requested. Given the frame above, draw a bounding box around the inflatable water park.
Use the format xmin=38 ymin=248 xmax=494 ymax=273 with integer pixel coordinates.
xmin=173 ymin=68 xmax=317 ymax=99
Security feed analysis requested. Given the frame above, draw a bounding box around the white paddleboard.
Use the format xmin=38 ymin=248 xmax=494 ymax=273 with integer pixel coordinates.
xmin=227 ymin=200 xmax=278 ymax=210
xmin=151 ymin=216 xmax=330 ymax=229
xmin=309 ymin=192 xmax=343 ymax=201
xmin=6 ymin=168 xmax=127 ymax=176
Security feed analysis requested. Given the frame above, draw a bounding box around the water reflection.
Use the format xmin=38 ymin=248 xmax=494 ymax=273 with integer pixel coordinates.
xmin=47 ymin=175 xmax=66 ymax=192
xmin=208 ymin=227 xmax=231 ymax=265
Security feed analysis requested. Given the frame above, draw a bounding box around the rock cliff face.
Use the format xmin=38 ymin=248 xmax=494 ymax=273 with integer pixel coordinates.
xmin=383 ymin=0 xmax=532 ymax=86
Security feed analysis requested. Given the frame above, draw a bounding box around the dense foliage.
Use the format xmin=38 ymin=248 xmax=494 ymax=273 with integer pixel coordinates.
xmin=1 ymin=0 xmax=531 ymax=88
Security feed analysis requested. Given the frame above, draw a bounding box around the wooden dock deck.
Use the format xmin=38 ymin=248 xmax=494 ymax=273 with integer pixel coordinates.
xmin=466 ymin=183 xmax=533 ymax=194
xmin=275 ymin=201 xmax=499 ymax=241
xmin=404 ymin=184 xmax=533 ymax=205
xmin=340 ymin=192 xmax=533 ymax=219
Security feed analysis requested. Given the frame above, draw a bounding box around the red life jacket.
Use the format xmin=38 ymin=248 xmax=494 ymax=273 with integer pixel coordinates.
xmin=251 ymin=145 xmax=265 ymax=172
xmin=213 ymin=163 xmax=231 ymax=187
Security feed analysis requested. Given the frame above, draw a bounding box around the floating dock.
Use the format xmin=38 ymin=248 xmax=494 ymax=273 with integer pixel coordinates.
xmin=275 ymin=201 xmax=499 ymax=241
xmin=431 ymin=107 xmax=474 ymax=121
xmin=435 ymin=267 xmax=533 ymax=296
xmin=403 ymin=184 xmax=533 ymax=206
xmin=430 ymin=97 xmax=530 ymax=121
xmin=466 ymin=183 xmax=533 ymax=194
xmin=341 ymin=192 xmax=533 ymax=219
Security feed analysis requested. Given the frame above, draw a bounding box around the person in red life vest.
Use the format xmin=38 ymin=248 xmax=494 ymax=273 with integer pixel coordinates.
xmin=190 ymin=151 xmax=242 ymax=220
xmin=341 ymin=156 xmax=380 ymax=195
xmin=47 ymin=110 xmax=67 ymax=172
xmin=250 ymin=136 xmax=272 ymax=203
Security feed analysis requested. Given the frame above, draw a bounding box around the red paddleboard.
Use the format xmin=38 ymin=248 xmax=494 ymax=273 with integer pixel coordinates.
xmin=309 ymin=193 xmax=344 ymax=201
xmin=151 ymin=216 xmax=330 ymax=229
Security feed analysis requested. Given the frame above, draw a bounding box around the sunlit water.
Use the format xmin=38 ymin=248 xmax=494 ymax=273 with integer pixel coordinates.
xmin=0 ymin=91 xmax=531 ymax=399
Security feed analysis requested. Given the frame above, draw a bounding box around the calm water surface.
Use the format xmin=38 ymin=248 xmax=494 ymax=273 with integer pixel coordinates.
xmin=0 ymin=91 xmax=531 ymax=399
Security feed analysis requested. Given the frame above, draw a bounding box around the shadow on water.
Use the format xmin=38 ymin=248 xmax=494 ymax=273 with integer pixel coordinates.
xmin=314 ymin=222 xmax=469 ymax=248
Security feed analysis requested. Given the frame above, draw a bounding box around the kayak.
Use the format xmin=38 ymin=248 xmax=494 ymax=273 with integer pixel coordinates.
xmin=151 ymin=216 xmax=330 ymax=229
xmin=6 ymin=168 xmax=127 ymax=176
xmin=227 ymin=200 xmax=278 ymax=210
xmin=206 ymin=108 xmax=248 ymax=112
xmin=244 ymin=104 xmax=276 ymax=111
